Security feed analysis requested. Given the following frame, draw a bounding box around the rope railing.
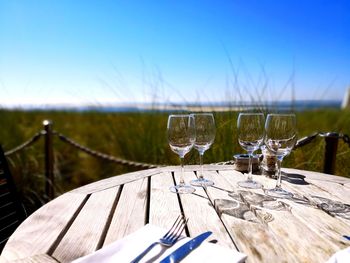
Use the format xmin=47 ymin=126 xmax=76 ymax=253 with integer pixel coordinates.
xmin=4 ymin=131 xmax=44 ymax=156
xmin=2 ymin=119 xmax=350 ymax=201
xmin=3 ymin=120 xmax=161 ymax=201
xmin=3 ymin=128 xmax=159 ymax=169
xmin=295 ymin=132 xmax=350 ymax=149
xmin=295 ymin=132 xmax=350 ymax=175
xmin=55 ymin=132 xmax=161 ymax=169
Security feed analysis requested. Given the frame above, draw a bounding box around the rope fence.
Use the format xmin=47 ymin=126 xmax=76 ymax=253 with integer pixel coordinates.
xmin=55 ymin=132 xmax=160 ymax=169
xmin=5 ymin=131 xmax=44 ymax=156
xmin=295 ymin=132 xmax=350 ymax=149
xmin=295 ymin=132 xmax=350 ymax=174
xmin=3 ymin=119 xmax=350 ymax=201
xmin=4 ymin=123 xmax=160 ymax=170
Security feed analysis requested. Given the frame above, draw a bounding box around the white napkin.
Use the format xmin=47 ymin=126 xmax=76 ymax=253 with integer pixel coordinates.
xmin=73 ymin=224 xmax=247 ymax=263
xmin=327 ymin=247 xmax=350 ymax=263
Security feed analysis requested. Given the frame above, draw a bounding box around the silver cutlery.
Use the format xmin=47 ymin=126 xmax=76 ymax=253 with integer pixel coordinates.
xmin=131 ymin=215 xmax=187 ymax=263
xmin=159 ymin=231 xmax=212 ymax=263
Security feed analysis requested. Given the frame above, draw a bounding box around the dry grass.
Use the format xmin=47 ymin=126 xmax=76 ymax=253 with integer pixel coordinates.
xmin=0 ymin=108 xmax=349 ymax=213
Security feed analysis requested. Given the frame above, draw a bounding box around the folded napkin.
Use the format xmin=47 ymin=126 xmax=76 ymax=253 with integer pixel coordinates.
xmin=73 ymin=224 xmax=247 ymax=263
xmin=327 ymin=247 xmax=350 ymax=263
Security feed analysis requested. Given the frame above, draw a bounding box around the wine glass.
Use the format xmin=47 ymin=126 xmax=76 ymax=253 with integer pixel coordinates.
xmin=237 ymin=113 xmax=265 ymax=189
xmin=190 ymin=113 xmax=216 ymax=187
xmin=264 ymin=114 xmax=297 ymax=198
xmin=167 ymin=114 xmax=196 ymax=194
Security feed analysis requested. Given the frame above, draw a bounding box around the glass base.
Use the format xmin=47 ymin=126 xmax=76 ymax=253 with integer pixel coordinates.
xmin=265 ymin=187 xmax=293 ymax=199
xmin=237 ymin=180 xmax=262 ymax=189
xmin=170 ymin=184 xmax=195 ymax=194
xmin=190 ymin=178 xmax=214 ymax=187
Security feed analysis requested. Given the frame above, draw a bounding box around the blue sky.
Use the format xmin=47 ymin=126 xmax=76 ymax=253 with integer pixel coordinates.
xmin=0 ymin=0 xmax=349 ymax=107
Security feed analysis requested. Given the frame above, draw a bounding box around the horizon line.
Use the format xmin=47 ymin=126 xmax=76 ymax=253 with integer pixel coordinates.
xmin=0 ymin=99 xmax=342 ymax=112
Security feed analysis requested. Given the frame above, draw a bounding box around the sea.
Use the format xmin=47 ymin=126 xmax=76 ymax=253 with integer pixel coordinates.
xmin=1 ymin=100 xmax=342 ymax=113
xmin=72 ymin=100 xmax=342 ymax=112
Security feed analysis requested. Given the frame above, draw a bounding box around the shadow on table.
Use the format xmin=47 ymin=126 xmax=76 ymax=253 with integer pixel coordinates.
xmin=292 ymin=194 xmax=350 ymax=220
xmin=214 ymin=189 xmax=350 ymax=223
xmin=281 ymin=172 xmax=309 ymax=185
xmin=192 ymin=192 xmax=209 ymax=200
xmin=211 ymin=185 xmax=232 ymax=193
xmin=213 ymin=191 xmax=293 ymax=225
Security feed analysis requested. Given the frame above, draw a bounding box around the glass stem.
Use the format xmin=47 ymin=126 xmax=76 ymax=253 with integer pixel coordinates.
xmin=199 ymin=152 xmax=204 ymax=179
xmin=247 ymin=151 xmax=253 ymax=181
xmin=180 ymin=157 xmax=185 ymax=185
xmin=276 ymin=158 xmax=282 ymax=188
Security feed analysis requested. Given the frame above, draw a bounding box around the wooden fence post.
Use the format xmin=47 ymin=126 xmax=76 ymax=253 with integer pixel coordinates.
xmin=43 ymin=120 xmax=54 ymax=201
xmin=322 ymin=133 xmax=339 ymax=175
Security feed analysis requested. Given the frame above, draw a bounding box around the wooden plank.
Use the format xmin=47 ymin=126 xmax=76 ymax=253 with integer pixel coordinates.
xmin=4 ymin=254 xmax=59 ymax=263
xmin=226 ymin=168 xmax=350 ymax=250
xmin=260 ymin=173 xmax=350 ymax=249
xmin=103 ymin=178 xmax=148 ymax=246
xmin=280 ymin=172 xmax=350 ymax=204
xmin=219 ymin=169 xmax=342 ymax=262
xmin=52 ymin=187 xmax=119 ymax=263
xmin=71 ymin=165 xmax=236 ymax=195
xmin=163 ymin=164 xmax=236 ymax=172
xmin=202 ymin=169 xmax=285 ymax=263
xmin=3 ymin=166 xmax=350 ymax=263
xmin=1 ymin=193 xmax=87 ymax=262
xmin=281 ymin=175 xmax=350 ymax=228
xmin=71 ymin=168 xmax=161 ymax=195
xmin=149 ymin=171 xmax=183 ymax=229
xmin=173 ymin=170 xmax=237 ymax=250
xmin=283 ymin=200 xmax=350 ymax=247
xmin=283 ymin=168 xmax=350 ymax=184
xmin=302 ymin=179 xmax=350 ymax=204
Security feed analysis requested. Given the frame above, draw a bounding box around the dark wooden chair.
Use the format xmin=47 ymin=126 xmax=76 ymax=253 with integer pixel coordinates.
xmin=0 ymin=145 xmax=26 ymax=252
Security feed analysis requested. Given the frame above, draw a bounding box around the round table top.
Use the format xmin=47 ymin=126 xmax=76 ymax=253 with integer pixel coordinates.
xmin=1 ymin=165 xmax=350 ymax=263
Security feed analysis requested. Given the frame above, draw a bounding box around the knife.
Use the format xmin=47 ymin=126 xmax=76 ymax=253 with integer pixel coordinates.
xmin=159 ymin=231 xmax=212 ymax=263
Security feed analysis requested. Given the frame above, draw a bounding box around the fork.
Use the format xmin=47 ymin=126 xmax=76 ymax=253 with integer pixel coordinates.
xmin=130 ymin=215 xmax=188 ymax=263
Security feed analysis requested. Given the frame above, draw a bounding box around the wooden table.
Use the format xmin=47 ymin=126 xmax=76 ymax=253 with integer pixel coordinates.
xmin=1 ymin=165 xmax=350 ymax=263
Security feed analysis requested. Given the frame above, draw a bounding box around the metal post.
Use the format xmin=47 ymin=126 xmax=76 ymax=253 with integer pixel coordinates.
xmin=321 ymin=133 xmax=339 ymax=175
xmin=43 ymin=120 xmax=54 ymax=201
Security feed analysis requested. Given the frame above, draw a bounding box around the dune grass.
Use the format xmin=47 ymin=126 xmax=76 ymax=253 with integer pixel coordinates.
xmin=0 ymin=108 xmax=349 ymax=213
